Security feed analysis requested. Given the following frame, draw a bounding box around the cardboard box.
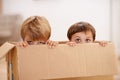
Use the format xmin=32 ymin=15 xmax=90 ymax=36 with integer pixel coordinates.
xmin=0 ymin=58 xmax=7 ymax=80
xmin=0 ymin=42 xmax=118 ymax=80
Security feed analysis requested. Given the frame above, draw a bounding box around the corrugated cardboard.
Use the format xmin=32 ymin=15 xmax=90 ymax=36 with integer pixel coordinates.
xmin=0 ymin=42 xmax=118 ymax=80
xmin=49 ymin=76 xmax=114 ymax=80
xmin=0 ymin=58 xmax=7 ymax=80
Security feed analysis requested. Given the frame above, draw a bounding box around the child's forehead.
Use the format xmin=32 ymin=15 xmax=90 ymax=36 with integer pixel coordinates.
xmin=73 ymin=31 xmax=93 ymax=36
xmin=82 ymin=30 xmax=92 ymax=34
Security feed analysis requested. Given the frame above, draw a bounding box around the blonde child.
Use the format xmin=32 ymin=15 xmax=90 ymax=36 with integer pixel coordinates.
xmin=67 ymin=21 xmax=107 ymax=46
xmin=18 ymin=16 xmax=58 ymax=48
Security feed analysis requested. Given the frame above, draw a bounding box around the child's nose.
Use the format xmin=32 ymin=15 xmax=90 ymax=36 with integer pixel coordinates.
xmin=80 ymin=40 xmax=85 ymax=44
xmin=33 ymin=42 xmax=38 ymax=45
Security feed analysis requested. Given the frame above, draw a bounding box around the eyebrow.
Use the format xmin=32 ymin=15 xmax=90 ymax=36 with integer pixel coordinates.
xmin=75 ymin=36 xmax=81 ymax=38
xmin=86 ymin=36 xmax=93 ymax=38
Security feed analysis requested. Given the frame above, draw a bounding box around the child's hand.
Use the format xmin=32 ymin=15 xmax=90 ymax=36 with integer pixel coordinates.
xmin=46 ymin=40 xmax=58 ymax=48
xmin=66 ymin=41 xmax=77 ymax=47
xmin=16 ymin=41 xmax=29 ymax=47
xmin=98 ymin=41 xmax=107 ymax=47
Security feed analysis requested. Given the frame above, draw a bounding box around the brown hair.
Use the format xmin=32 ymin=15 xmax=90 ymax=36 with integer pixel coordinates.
xmin=21 ymin=16 xmax=51 ymax=41
xmin=67 ymin=21 xmax=96 ymax=41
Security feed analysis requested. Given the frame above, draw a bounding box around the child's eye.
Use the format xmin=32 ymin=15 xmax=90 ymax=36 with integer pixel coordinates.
xmin=27 ymin=41 xmax=33 ymax=45
xmin=86 ymin=39 xmax=91 ymax=43
xmin=37 ymin=42 xmax=46 ymax=44
xmin=75 ymin=38 xmax=81 ymax=43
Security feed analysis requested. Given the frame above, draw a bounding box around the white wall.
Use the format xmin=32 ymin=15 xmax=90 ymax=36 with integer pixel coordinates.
xmin=111 ymin=0 xmax=120 ymax=55
xmin=3 ymin=0 xmax=111 ymax=41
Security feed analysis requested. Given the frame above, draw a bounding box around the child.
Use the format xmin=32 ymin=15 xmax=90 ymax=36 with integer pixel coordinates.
xmin=17 ymin=16 xmax=58 ymax=48
xmin=67 ymin=21 xmax=107 ymax=46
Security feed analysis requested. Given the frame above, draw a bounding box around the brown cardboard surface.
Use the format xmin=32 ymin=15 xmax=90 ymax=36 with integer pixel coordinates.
xmin=0 ymin=42 xmax=15 ymax=60
xmin=15 ymin=43 xmax=118 ymax=80
xmin=0 ymin=42 xmax=118 ymax=80
xmin=49 ymin=75 xmax=114 ymax=80
xmin=0 ymin=58 xmax=7 ymax=80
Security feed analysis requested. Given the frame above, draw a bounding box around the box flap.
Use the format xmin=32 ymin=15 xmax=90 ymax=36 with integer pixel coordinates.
xmin=0 ymin=42 xmax=15 ymax=60
xmin=49 ymin=75 xmax=114 ymax=80
xmin=14 ymin=43 xmax=118 ymax=80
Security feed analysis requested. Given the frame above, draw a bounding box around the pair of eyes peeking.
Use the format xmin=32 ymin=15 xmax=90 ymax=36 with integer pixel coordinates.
xmin=26 ymin=39 xmax=92 ymax=45
xmin=74 ymin=38 xmax=92 ymax=43
xmin=26 ymin=41 xmax=46 ymax=45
